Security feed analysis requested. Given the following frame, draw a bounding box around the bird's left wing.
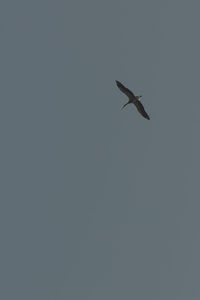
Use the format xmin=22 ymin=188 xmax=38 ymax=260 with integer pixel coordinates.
xmin=115 ymin=80 xmax=135 ymax=99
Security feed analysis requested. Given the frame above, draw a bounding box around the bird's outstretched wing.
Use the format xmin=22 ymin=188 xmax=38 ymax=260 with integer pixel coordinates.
xmin=115 ymin=80 xmax=135 ymax=99
xmin=135 ymin=100 xmax=150 ymax=120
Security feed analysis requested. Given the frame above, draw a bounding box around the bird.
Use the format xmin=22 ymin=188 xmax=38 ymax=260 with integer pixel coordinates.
xmin=115 ymin=80 xmax=150 ymax=120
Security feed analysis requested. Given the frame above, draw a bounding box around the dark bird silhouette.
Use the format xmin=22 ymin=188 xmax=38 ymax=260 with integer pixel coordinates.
xmin=115 ymin=80 xmax=150 ymax=120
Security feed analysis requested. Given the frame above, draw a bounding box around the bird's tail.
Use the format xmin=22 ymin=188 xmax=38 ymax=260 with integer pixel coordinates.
xmin=121 ymin=102 xmax=129 ymax=109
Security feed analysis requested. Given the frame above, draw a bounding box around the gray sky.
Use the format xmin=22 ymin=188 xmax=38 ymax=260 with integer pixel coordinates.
xmin=1 ymin=0 xmax=200 ymax=299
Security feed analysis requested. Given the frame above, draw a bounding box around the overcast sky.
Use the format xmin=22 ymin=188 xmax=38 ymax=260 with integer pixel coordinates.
xmin=1 ymin=0 xmax=200 ymax=299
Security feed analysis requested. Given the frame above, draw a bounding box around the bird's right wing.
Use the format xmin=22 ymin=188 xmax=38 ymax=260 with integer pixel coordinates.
xmin=115 ymin=80 xmax=135 ymax=99
xmin=135 ymin=100 xmax=150 ymax=120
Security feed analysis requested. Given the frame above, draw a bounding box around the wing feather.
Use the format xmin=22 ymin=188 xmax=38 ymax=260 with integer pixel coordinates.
xmin=115 ymin=80 xmax=135 ymax=99
xmin=135 ymin=100 xmax=150 ymax=120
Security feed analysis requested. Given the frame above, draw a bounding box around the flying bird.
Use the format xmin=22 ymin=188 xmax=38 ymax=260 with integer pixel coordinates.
xmin=115 ymin=80 xmax=150 ymax=120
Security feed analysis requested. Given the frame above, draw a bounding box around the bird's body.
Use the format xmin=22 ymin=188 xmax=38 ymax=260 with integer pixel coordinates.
xmin=115 ymin=80 xmax=150 ymax=120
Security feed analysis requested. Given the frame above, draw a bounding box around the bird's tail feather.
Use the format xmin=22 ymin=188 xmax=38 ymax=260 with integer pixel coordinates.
xmin=121 ymin=102 xmax=129 ymax=109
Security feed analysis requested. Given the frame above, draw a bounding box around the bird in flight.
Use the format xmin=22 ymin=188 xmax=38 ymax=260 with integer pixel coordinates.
xmin=115 ymin=80 xmax=150 ymax=120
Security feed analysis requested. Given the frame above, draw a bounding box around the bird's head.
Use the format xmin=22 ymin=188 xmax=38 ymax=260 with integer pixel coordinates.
xmin=136 ymin=95 xmax=142 ymax=100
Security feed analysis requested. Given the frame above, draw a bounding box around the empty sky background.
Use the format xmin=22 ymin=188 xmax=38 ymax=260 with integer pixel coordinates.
xmin=1 ymin=0 xmax=200 ymax=299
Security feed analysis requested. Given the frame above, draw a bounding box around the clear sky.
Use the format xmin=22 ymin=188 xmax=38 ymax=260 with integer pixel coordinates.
xmin=1 ymin=0 xmax=200 ymax=299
